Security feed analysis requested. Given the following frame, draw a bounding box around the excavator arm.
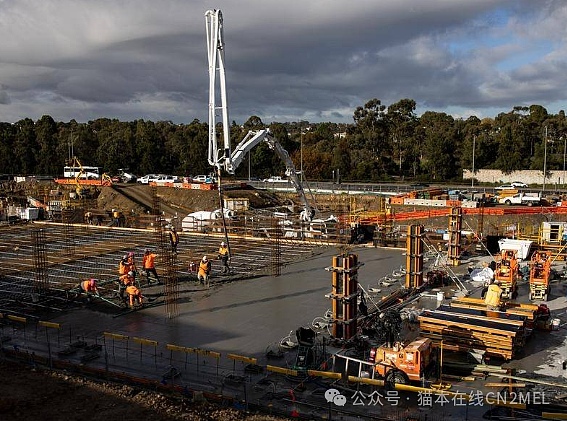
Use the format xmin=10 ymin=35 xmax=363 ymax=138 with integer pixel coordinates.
xmin=227 ymin=129 xmax=315 ymax=221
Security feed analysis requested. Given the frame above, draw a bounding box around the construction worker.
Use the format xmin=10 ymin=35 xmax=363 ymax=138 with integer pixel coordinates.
xmin=169 ymin=227 xmax=179 ymax=254
xmin=127 ymin=251 xmax=137 ymax=273
xmin=142 ymin=249 xmax=160 ymax=285
xmin=119 ymin=255 xmax=130 ymax=276
xmin=484 ymin=283 xmax=503 ymax=311
xmin=119 ymin=271 xmax=136 ymax=301
xmin=218 ymin=241 xmax=230 ymax=274
xmin=112 ymin=209 xmax=121 ymax=227
xmin=80 ymin=278 xmax=99 ymax=295
xmin=85 ymin=211 xmax=93 ymax=225
xmin=198 ymin=256 xmax=211 ymax=288
xmin=125 ymin=284 xmax=143 ymax=308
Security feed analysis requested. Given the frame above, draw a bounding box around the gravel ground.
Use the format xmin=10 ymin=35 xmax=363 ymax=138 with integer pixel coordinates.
xmin=0 ymin=360 xmax=288 ymax=421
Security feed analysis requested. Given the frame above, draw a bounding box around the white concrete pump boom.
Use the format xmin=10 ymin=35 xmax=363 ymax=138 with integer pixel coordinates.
xmin=204 ymin=9 xmax=316 ymax=221
xmin=205 ymin=9 xmax=230 ymax=169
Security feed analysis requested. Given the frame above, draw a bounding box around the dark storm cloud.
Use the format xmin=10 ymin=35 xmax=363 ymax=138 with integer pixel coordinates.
xmin=0 ymin=0 xmax=564 ymax=123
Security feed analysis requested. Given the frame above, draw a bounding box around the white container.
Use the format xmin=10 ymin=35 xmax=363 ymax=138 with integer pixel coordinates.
xmin=436 ymin=291 xmax=444 ymax=301
xmin=551 ymin=318 xmax=561 ymax=330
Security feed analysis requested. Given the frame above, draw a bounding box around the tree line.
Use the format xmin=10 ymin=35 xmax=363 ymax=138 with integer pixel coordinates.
xmin=1 ymin=100 xmax=565 ymax=182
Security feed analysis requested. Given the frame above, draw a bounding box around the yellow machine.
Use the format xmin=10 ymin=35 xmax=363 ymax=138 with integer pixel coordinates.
xmin=494 ymin=249 xmax=519 ymax=300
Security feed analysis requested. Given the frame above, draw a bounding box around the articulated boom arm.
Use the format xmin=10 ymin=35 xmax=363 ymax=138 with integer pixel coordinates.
xmin=229 ymin=129 xmax=315 ymax=221
xmin=205 ymin=9 xmax=230 ymax=170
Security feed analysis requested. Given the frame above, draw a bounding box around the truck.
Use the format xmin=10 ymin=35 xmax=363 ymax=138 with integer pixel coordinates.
xmin=498 ymin=192 xmax=541 ymax=206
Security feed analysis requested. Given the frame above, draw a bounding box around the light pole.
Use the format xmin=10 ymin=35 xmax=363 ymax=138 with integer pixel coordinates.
xmin=563 ymin=135 xmax=566 ymax=187
xmin=543 ymin=126 xmax=548 ymax=192
xmin=471 ymin=134 xmax=476 ymax=188
xmin=300 ymin=134 xmax=304 ymax=183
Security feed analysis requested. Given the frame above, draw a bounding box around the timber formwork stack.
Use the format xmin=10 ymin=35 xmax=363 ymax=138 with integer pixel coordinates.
xmin=329 ymin=253 xmax=359 ymax=341
xmin=405 ymin=225 xmax=424 ymax=289
xmin=447 ymin=207 xmax=462 ymax=266
xmin=418 ymin=298 xmax=538 ymax=360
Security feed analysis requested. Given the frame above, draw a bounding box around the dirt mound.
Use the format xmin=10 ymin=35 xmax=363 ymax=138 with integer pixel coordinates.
xmin=97 ymin=186 xmax=146 ymax=214
xmin=96 ymin=184 xmax=282 ymax=217
xmin=0 ymin=360 xmax=287 ymax=421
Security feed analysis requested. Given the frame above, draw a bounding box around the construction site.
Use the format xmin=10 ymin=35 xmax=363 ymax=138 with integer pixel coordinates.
xmin=2 ymin=8 xmax=567 ymax=421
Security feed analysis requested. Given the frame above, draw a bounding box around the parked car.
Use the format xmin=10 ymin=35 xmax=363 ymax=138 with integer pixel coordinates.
xmin=193 ymin=175 xmax=215 ymax=183
xmin=262 ymin=176 xmax=288 ymax=183
xmin=498 ymin=193 xmax=541 ymax=206
xmin=137 ymin=174 xmax=159 ymax=184
xmin=156 ymin=175 xmax=178 ymax=183
xmin=495 ymin=184 xmax=515 ymax=190
xmin=510 ymin=181 xmax=528 ymax=188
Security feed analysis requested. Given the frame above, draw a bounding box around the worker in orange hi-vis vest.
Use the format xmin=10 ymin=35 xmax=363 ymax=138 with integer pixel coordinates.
xmin=198 ymin=256 xmax=211 ymax=288
xmin=79 ymin=278 xmax=99 ymax=295
xmin=142 ymin=249 xmax=161 ymax=285
xmin=125 ymin=284 xmax=143 ymax=308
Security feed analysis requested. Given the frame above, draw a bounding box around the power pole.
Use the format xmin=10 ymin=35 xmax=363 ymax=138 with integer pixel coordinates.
xmin=471 ymin=134 xmax=476 ymax=188
xmin=300 ymin=135 xmax=303 ymax=183
xmin=563 ymin=135 xmax=566 ymax=186
xmin=543 ymin=126 xmax=548 ymax=192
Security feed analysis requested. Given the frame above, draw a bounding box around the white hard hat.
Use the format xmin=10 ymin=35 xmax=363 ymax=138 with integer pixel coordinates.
xmin=221 ymin=242 xmax=226 ymax=246
xmin=128 ymin=271 xmax=135 ymax=277
xmin=203 ymin=256 xmax=208 ymax=262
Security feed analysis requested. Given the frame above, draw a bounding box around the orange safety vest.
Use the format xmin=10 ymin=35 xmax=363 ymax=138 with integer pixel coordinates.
xmin=119 ymin=261 xmax=129 ymax=275
xmin=143 ymin=254 xmax=156 ymax=269
xmin=170 ymin=231 xmax=179 ymax=244
xmin=198 ymin=261 xmax=211 ymax=276
xmin=219 ymin=246 xmax=228 ymax=256
xmin=82 ymin=280 xmax=95 ymax=292
xmin=125 ymin=285 xmax=140 ymax=296
xmin=120 ymin=274 xmax=134 ymax=286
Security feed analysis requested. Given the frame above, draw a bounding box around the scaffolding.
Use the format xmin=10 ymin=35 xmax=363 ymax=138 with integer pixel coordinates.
xmin=32 ymin=229 xmax=49 ymax=293
xmin=447 ymin=207 xmax=462 ymax=266
xmin=271 ymin=216 xmax=282 ymax=277
xmin=405 ymin=225 xmax=424 ymax=289
xmin=328 ymin=253 xmax=359 ymax=341
xmin=151 ymin=186 xmax=179 ymax=319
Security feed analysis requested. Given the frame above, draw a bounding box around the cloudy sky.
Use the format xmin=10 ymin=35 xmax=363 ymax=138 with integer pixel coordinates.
xmin=0 ymin=0 xmax=566 ymax=123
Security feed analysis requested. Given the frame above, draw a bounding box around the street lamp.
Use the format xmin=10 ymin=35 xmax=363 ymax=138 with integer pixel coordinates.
xmin=543 ymin=126 xmax=548 ymax=192
xmin=471 ymin=134 xmax=476 ymax=188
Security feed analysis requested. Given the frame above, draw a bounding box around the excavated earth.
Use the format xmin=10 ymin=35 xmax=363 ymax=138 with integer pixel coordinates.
xmin=0 ymin=360 xmax=288 ymax=421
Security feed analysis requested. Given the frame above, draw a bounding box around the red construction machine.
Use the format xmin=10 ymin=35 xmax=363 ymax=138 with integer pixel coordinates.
xmin=529 ymin=251 xmax=551 ymax=301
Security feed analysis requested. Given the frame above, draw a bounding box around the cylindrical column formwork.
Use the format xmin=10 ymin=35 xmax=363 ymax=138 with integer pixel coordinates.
xmin=405 ymin=225 xmax=424 ymax=289
xmin=330 ymin=253 xmax=359 ymax=340
xmin=448 ymin=207 xmax=462 ymax=266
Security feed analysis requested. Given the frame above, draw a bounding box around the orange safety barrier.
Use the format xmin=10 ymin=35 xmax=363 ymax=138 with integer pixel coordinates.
xmin=54 ymin=178 xmax=112 ymax=186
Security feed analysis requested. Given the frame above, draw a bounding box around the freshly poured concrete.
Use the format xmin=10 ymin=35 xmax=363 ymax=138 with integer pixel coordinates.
xmin=51 ymin=247 xmax=404 ymax=356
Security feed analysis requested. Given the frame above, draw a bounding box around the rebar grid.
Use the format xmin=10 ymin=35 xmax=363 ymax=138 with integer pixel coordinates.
xmin=0 ymin=222 xmax=320 ymax=316
xmin=62 ymin=209 xmax=75 ymax=257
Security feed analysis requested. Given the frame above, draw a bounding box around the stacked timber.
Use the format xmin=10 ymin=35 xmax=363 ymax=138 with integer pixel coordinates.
xmin=450 ymin=297 xmax=539 ymax=328
xmin=418 ymin=302 xmax=536 ymax=360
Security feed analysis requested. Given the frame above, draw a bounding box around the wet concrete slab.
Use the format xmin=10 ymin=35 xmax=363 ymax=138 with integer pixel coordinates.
xmin=50 ymin=246 xmax=404 ymax=357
